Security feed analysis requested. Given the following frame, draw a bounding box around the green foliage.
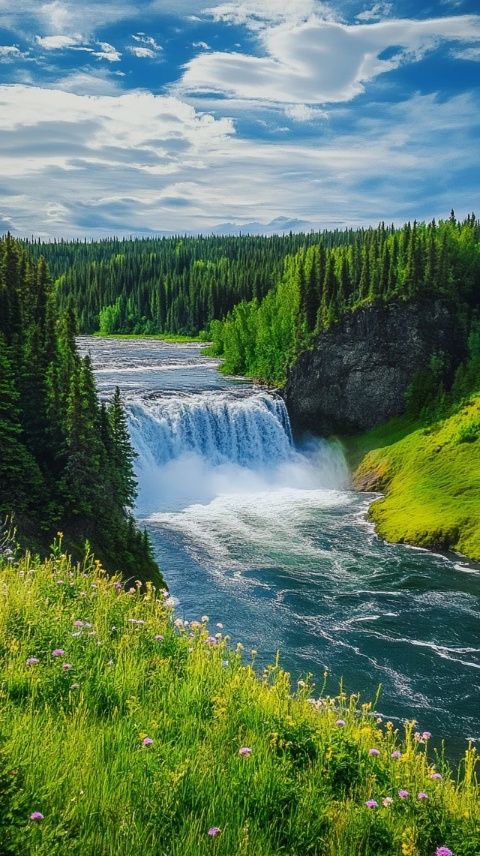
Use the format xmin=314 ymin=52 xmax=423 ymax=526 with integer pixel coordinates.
xmin=25 ymin=231 xmax=359 ymax=337
xmin=352 ymin=393 xmax=480 ymax=560
xmin=210 ymin=213 xmax=480 ymax=385
xmin=0 ymin=236 xmax=162 ymax=586
xmin=0 ymin=546 xmax=478 ymax=856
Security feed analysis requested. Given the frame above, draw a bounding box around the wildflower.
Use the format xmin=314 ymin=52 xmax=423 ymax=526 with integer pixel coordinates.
xmin=336 ymin=719 xmax=346 ymax=727
xmin=208 ymin=827 xmax=221 ymax=837
xmin=201 ymin=615 xmax=209 ymax=623
xmin=382 ymin=797 xmax=393 ymax=807
xmin=30 ymin=812 xmax=44 ymax=821
xmin=26 ymin=657 xmax=39 ymax=666
xmin=422 ymin=731 xmax=432 ymax=740
xmin=297 ymin=679 xmax=306 ymax=688
xmin=430 ymin=772 xmax=442 ymax=780
xmin=56 ymin=579 xmax=64 ymax=585
xmin=143 ymin=737 xmax=154 ymax=746
xmin=52 ymin=649 xmax=65 ymax=657
xmin=436 ymin=849 xmax=454 ymax=856
xmin=205 ymin=636 xmax=217 ymax=645
xmin=369 ymin=748 xmax=380 ymax=756
xmin=239 ymin=747 xmax=252 ymax=757
xmin=365 ymin=800 xmax=378 ymax=808
xmin=71 ymin=632 xmax=82 ymax=638
xmin=73 ymin=620 xmax=84 ymax=628
xmin=62 ymin=663 xmax=73 ymax=671
xmin=70 ymin=683 xmax=80 ymax=690
xmin=216 ymin=623 xmax=223 ymax=629
xmin=417 ymin=792 xmax=428 ymax=800
xmin=154 ymin=634 xmax=164 ymax=641
xmin=398 ymin=789 xmax=410 ymax=799
xmin=114 ymin=581 xmax=123 ymax=592
xmin=391 ymin=750 xmax=402 ymax=759
xmin=174 ymin=618 xmax=184 ymax=628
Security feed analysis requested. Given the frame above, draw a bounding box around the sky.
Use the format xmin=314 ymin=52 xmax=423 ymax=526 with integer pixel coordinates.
xmin=0 ymin=0 xmax=479 ymax=238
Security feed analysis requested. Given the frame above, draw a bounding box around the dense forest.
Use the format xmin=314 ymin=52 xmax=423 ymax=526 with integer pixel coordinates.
xmin=0 ymin=235 xmax=160 ymax=584
xmin=209 ymin=213 xmax=480 ymax=395
xmin=24 ymin=230 xmax=360 ymax=335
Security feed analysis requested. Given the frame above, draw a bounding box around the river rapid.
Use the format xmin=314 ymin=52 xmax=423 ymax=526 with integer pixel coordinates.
xmin=81 ymin=336 xmax=480 ymax=757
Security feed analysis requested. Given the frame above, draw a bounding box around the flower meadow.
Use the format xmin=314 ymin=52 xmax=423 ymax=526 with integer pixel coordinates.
xmin=0 ymin=542 xmax=478 ymax=856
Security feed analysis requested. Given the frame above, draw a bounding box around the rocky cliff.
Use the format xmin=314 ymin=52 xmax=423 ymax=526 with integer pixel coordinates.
xmin=283 ymin=300 xmax=465 ymax=435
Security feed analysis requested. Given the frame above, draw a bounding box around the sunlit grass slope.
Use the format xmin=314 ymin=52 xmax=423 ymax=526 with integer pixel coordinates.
xmin=351 ymin=395 xmax=480 ymax=560
xmin=0 ymin=543 xmax=479 ymax=855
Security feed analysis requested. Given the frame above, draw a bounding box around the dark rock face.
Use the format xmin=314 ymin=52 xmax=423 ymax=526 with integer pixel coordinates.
xmin=283 ymin=300 xmax=465 ymax=435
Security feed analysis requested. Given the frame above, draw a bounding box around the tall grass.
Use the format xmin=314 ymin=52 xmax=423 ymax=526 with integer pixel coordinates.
xmin=0 ymin=540 xmax=478 ymax=855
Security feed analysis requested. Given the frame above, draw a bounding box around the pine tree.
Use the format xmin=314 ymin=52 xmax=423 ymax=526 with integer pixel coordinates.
xmin=108 ymin=387 xmax=137 ymax=510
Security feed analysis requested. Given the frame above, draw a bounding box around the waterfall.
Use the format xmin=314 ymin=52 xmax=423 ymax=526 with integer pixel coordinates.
xmin=128 ymin=391 xmax=295 ymax=469
xmin=127 ymin=390 xmax=349 ymax=514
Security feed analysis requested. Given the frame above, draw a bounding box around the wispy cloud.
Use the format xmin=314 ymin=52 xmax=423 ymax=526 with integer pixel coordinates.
xmin=178 ymin=14 xmax=480 ymax=108
xmin=0 ymin=84 xmax=477 ymax=238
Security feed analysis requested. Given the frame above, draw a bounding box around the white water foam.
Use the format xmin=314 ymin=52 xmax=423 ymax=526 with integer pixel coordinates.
xmin=128 ymin=391 xmax=349 ymax=513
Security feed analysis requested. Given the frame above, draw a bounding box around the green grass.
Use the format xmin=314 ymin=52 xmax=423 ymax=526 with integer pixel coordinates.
xmin=0 ymin=541 xmax=478 ymax=855
xmin=93 ymin=332 xmax=202 ymax=343
xmin=349 ymin=395 xmax=480 ymax=560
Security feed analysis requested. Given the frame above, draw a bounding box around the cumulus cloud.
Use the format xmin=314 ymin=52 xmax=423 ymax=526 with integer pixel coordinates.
xmin=206 ymin=0 xmax=335 ymax=27
xmin=128 ymin=33 xmax=162 ymax=59
xmin=356 ymin=3 xmax=393 ymax=23
xmin=179 ymin=14 xmax=480 ymax=106
xmin=284 ymin=103 xmax=327 ymax=121
xmin=453 ymin=45 xmax=480 ymax=61
xmin=36 ymin=34 xmax=82 ymax=49
xmin=0 ymin=83 xmax=478 ymax=238
xmin=0 ymin=45 xmax=23 ymax=59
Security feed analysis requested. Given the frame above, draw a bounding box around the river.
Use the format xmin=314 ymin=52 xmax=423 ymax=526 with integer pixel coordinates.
xmin=81 ymin=336 xmax=480 ymax=757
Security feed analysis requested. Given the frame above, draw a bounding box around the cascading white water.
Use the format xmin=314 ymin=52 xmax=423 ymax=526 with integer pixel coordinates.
xmin=128 ymin=391 xmax=294 ymax=468
xmin=127 ymin=390 xmax=349 ymax=513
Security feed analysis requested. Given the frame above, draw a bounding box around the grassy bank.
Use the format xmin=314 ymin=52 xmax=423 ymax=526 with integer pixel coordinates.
xmin=93 ymin=332 xmax=202 ymax=343
xmin=349 ymin=395 xmax=480 ymax=560
xmin=0 ymin=542 xmax=478 ymax=856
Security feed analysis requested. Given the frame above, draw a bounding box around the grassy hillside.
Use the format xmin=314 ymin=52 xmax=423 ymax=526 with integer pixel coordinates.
xmin=0 ymin=541 xmax=478 ymax=856
xmin=350 ymin=395 xmax=480 ymax=560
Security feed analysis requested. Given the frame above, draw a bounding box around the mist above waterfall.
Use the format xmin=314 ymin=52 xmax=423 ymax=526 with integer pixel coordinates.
xmin=128 ymin=391 xmax=349 ymax=514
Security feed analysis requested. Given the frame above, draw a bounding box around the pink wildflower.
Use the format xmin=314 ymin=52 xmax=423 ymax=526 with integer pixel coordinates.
xmin=239 ymin=747 xmax=252 ymax=757
xmin=369 ymin=748 xmax=380 ymax=756
xmin=26 ymin=657 xmax=39 ymax=666
xmin=417 ymin=792 xmax=428 ymax=800
xmin=391 ymin=750 xmax=401 ymax=759
xmin=52 ymin=649 xmax=64 ymax=657
xmin=398 ymin=789 xmax=409 ymax=799
xmin=208 ymin=827 xmax=221 ymax=837
xmin=365 ymin=799 xmax=378 ymax=808
xmin=30 ymin=812 xmax=44 ymax=821
xmin=143 ymin=737 xmax=153 ymax=746
xmin=336 ymin=719 xmax=346 ymax=727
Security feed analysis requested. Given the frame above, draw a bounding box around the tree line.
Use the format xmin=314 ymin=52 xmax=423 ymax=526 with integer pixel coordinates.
xmin=0 ymin=235 xmax=161 ymax=584
xmin=23 ymin=230 xmax=361 ymax=336
xmin=209 ymin=213 xmax=480 ymax=390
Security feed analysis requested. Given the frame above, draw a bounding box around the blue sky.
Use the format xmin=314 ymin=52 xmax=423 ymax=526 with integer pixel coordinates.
xmin=0 ymin=0 xmax=479 ymax=237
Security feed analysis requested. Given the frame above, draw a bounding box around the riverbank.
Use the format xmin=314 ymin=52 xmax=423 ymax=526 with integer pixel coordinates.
xmin=347 ymin=394 xmax=480 ymax=561
xmin=1 ymin=543 xmax=478 ymax=856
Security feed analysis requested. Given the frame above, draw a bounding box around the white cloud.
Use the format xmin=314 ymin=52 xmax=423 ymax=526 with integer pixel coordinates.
xmin=91 ymin=41 xmax=121 ymax=62
xmin=193 ymin=41 xmax=211 ymax=50
xmin=284 ymin=103 xmax=327 ymax=121
xmin=129 ymin=46 xmax=156 ymax=58
xmin=0 ymin=45 xmax=23 ymax=59
xmin=36 ymin=34 xmax=82 ymax=49
xmin=356 ymin=3 xmax=393 ymax=23
xmin=453 ymin=45 xmax=480 ymax=61
xmin=53 ymin=69 xmax=123 ymax=95
xmin=0 ymin=83 xmax=478 ymax=238
xmin=128 ymin=33 xmax=162 ymax=59
xmin=206 ymin=1 xmax=335 ymax=27
xmin=179 ymin=14 xmax=480 ymax=106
